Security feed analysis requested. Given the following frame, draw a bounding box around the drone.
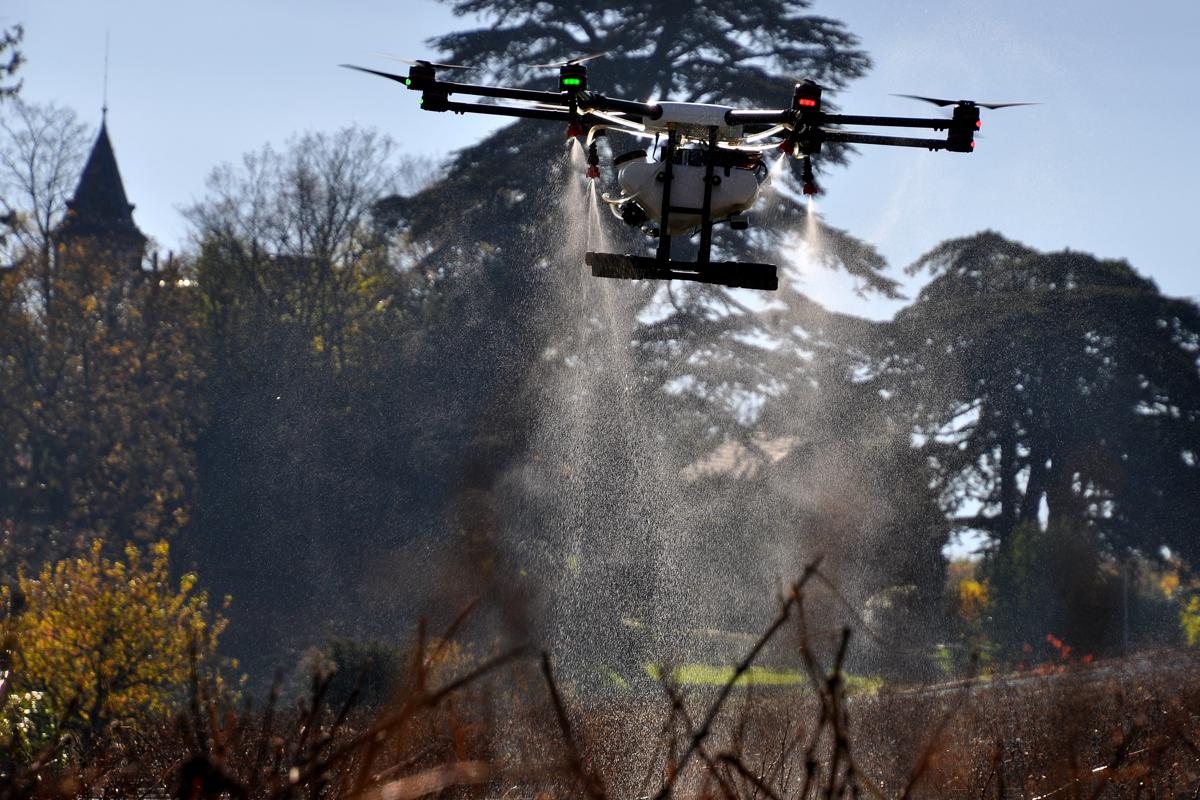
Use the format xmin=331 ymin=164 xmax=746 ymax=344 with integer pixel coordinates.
xmin=345 ymin=56 xmax=1029 ymax=291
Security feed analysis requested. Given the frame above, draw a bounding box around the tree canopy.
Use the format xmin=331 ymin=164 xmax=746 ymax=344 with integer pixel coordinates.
xmin=0 ymin=105 xmax=200 ymax=566
xmin=0 ymin=25 xmax=22 ymax=104
xmin=881 ymin=231 xmax=1200 ymax=562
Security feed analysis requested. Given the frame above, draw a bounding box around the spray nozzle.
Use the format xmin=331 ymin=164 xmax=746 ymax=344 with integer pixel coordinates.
xmin=586 ymin=142 xmax=600 ymax=179
xmin=801 ymin=159 xmax=821 ymax=196
xmin=566 ymin=121 xmax=585 ymax=139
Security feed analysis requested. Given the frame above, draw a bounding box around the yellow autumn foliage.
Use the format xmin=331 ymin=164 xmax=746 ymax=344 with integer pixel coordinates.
xmin=958 ymin=578 xmax=990 ymax=622
xmin=4 ymin=540 xmax=226 ymax=735
xmin=0 ymin=239 xmax=203 ymax=545
xmin=1183 ymin=595 xmax=1200 ymax=648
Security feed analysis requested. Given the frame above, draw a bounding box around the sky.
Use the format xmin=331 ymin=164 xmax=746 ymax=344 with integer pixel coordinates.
xmin=6 ymin=0 xmax=1199 ymax=319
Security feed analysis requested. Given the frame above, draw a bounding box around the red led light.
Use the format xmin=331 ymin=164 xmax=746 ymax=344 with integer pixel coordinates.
xmin=970 ymin=141 xmax=976 ymax=150
xmin=975 ymin=120 xmax=982 ymax=129
xmin=797 ymin=98 xmax=818 ymax=107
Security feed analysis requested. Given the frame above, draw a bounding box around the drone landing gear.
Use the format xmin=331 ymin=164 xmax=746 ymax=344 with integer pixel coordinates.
xmin=586 ymin=252 xmax=777 ymax=291
xmin=587 ymin=125 xmax=779 ymax=292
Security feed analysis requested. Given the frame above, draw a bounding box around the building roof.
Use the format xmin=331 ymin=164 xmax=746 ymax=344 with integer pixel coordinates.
xmin=680 ymin=434 xmax=798 ymax=482
xmin=56 ymin=119 xmax=147 ymax=246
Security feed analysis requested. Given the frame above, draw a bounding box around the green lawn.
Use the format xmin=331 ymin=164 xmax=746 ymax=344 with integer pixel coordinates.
xmin=641 ymin=663 xmax=883 ymax=693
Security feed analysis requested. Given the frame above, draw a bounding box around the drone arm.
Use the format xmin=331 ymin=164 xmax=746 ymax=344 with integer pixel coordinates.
xmin=822 ymin=114 xmax=953 ymax=130
xmin=341 ymin=66 xmax=565 ymax=105
xmin=819 ymin=130 xmax=948 ymax=150
xmin=430 ymin=78 xmax=568 ymax=105
xmin=438 ymin=100 xmax=572 ymax=122
xmin=575 ymin=92 xmax=660 ymax=120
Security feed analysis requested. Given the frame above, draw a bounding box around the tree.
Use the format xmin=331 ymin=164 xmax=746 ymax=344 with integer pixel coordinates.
xmin=2 ymin=540 xmax=226 ymax=745
xmin=390 ymin=0 xmax=897 ymax=444
xmin=0 ymin=107 xmax=201 ymax=563
xmin=0 ymin=25 xmax=22 ymax=103
xmin=184 ymin=129 xmax=452 ymax=674
xmin=882 ymin=232 xmax=1200 ymax=560
xmin=0 ymin=25 xmax=28 ymax=251
xmin=0 ymin=102 xmax=89 ymax=269
xmin=2 ymin=246 xmax=201 ymax=540
xmin=369 ymin=2 xmax=918 ymax=678
xmin=878 ymin=232 xmax=1200 ymax=653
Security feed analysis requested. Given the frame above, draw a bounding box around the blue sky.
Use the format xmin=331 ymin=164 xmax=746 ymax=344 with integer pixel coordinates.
xmin=7 ymin=0 xmax=1199 ymax=318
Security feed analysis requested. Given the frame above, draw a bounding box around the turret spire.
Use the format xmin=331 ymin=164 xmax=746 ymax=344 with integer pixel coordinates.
xmin=55 ymin=119 xmax=147 ymax=249
xmin=102 ymin=31 xmax=109 ymax=122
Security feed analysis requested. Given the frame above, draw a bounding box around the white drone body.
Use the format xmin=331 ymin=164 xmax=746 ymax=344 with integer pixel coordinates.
xmin=591 ymin=101 xmax=778 ymax=235
xmin=643 ymin=102 xmax=744 ymax=140
xmin=614 ymin=154 xmax=763 ymax=236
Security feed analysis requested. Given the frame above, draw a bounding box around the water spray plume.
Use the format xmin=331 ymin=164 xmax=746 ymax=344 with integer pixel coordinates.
xmin=767 ymin=154 xmax=789 ymax=182
xmin=569 ymin=138 xmax=588 ymax=173
xmin=804 ymin=195 xmax=823 ymax=256
xmin=586 ymin=183 xmax=611 ymax=252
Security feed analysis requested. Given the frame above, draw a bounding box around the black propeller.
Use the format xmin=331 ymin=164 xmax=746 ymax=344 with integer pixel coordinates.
xmin=383 ymin=56 xmax=472 ymax=70
xmin=529 ymin=52 xmax=609 ymax=69
xmin=893 ymin=94 xmax=1037 ymax=110
xmin=340 ymin=64 xmax=409 ymax=85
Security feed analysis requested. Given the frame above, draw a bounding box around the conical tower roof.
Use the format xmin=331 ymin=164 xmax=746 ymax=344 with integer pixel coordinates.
xmin=56 ymin=119 xmax=147 ymax=246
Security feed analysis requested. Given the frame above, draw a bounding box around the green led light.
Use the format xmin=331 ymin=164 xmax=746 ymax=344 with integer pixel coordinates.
xmin=561 ymin=78 xmax=582 ymax=86
xmin=419 ymin=97 xmax=424 ymax=105
xmin=405 ymin=78 xmax=412 ymax=87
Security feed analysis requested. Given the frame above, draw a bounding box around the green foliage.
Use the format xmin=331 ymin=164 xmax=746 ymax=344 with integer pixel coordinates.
xmin=984 ymin=522 xmax=1121 ymax=658
xmin=0 ymin=25 xmax=22 ymax=103
xmin=2 ymin=541 xmax=226 ymax=744
xmin=1182 ymin=595 xmax=1200 ymax=647
xmin=0 ymin=242 xmax=202 ymax=550
xmin=184 ymin=129 xmax=458 ymax=675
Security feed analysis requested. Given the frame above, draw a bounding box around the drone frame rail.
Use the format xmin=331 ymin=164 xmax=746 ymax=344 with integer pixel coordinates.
xmin=344 ymin=63 xmax=975 ymax=153
xmin=341 ymin=65 xmax=654 ymax=125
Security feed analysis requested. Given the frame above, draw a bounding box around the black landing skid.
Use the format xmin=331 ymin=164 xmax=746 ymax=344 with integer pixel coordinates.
xmin=586 ymin=252 xmax=776 ymax=291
